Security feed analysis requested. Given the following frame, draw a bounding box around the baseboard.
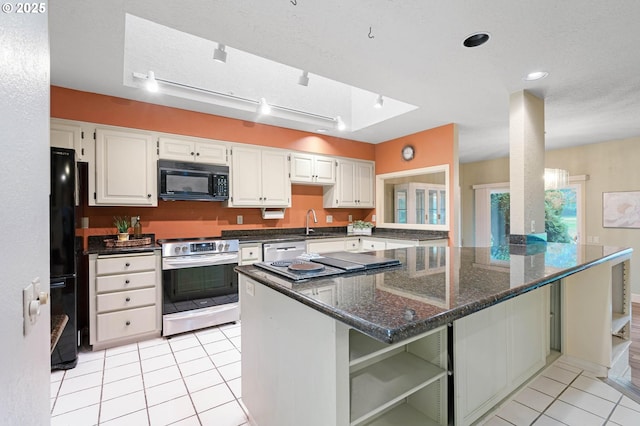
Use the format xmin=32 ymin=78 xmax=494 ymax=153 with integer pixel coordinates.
xmin=632 ymin=293 xmax=640 ymax=304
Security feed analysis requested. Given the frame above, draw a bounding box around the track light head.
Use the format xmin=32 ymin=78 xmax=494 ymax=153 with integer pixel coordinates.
xmin=258 ymin=98 xmax=271 ymax=115
xmin=213 ymin=43 xmax=227 ymax=63
xmin=335 ymin=116 xmax=346 ymax=131
xmin=374 ymin=95 xmax=384 ymax=109
xmin=146 ymin=71 xmax=159 ymax=93
xmin=298 ymin=70 xmax=309 ymax=87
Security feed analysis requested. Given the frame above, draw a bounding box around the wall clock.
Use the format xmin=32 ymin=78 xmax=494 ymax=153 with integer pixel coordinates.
xmin=402 ymin=145 xmax=415 ymax=161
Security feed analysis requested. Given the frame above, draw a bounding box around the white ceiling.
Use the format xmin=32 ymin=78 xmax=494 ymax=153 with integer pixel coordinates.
xmin=49 ymin=0 xmax=640 ymax=163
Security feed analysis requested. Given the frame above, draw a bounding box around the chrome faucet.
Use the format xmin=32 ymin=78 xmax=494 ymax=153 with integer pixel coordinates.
xmin=305 ymin=209 xmax=318 ymax=235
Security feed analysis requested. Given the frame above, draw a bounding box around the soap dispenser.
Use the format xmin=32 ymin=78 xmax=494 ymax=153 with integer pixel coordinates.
xmin=133 ymin=216 xmax=142 ymax=238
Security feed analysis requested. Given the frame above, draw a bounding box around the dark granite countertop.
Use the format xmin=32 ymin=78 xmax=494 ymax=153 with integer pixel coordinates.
xmin=86 ymin=234 xmax=159 ymax=255
xmin=222 ymin=226 xmax=447 ymax=244
xmin=236 ymin=243 xmax=632 ymax=344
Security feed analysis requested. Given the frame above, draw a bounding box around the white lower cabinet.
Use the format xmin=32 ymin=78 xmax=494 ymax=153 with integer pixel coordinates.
xmin=89 ymin=251 xmax=162 ymax=350
xmin=454 ymin=287 xmax=547 ymax=425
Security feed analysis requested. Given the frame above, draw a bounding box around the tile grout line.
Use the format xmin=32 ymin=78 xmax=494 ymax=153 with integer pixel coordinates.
xmin=169 ymin=332 xmax=204 ymax=426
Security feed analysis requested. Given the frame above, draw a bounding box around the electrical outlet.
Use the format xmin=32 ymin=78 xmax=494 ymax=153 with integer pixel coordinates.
xmin=237 ymin=215 xmax=243 ymax=225
xmin=348 ymin=214 xmax=353 ymax=222
xmin=246 ymin=281 xmax=255 ymax=296
xmin=372 ymin=214 xmax=376 ymax=222
xmin=326 ymin=215 xmax=333 ymax=223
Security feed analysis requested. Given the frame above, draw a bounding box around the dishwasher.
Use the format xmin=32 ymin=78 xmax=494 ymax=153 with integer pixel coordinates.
xmin=263 ymin=241 xmax=306 ymax=262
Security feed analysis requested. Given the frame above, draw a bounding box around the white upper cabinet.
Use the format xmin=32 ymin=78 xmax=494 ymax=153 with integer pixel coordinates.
xmin=228 ymin=145 xmax=291 ymax=208
xmin=158 ymin=135 xmax=228 ymax=165
xmin=93 ymin=128 xmax=157 ymax=206
xmin=50 ymin=119 xmax=84 ymax=161
xmin=290 ymin=152 xmax=336 ymax=185
xmin=323 ymin=159 xmax=374 ymax=208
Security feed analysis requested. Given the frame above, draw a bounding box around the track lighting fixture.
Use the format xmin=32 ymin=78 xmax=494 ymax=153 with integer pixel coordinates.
xmin=298 ymin=70 xmax=309 ymax=87
xmin=145 ymin=71 xmax=159 ymax=93
xmin=213 ymin=43 xmax=227 ymax=63
xmin=374 ymin=95 xmax=384 ymax=109
xmin=133 ymin=71 xmax=342 ymax=130
xmin=258 ymin=97 xmax=271 ymax=115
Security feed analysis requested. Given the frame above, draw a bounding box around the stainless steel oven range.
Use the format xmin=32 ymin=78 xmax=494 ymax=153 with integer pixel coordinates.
xmin=159 ymin=237 xmax=240 ymax=336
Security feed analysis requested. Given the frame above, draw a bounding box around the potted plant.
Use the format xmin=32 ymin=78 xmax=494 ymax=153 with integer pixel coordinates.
xmin=113 ymin=216 xmax=131 ymax=241
xmin=352 ymin=220 xmax=374 ymax=235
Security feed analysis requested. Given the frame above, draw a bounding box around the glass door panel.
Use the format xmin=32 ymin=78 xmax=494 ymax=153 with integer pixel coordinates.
xmin=415 ymin=189 xmax=425 ymax=224
xmin=395 ymin=189 xmax=407 ymax=223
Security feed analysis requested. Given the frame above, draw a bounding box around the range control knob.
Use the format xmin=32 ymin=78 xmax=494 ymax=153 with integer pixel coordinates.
xmin=181 ymin=245 xmax=189 ymax=253
xmin=218 ymin=243 xmax=225 ymax=252
xmin=174 ymin=246 xmax=181 ymax=255
xmin=224 ymin=243 xmax=230 ymax=251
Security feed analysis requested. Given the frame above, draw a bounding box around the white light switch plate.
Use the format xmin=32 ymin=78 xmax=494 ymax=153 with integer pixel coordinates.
xmin=326 ymin=215 xmax=333 ymax=223
xmin=237 ymin=215 xmax=243 ymax=225
xmin=246 ymin=282 xmax=255 ymax=296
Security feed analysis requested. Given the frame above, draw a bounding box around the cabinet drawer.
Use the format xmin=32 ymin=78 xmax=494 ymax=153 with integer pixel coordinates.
xmin=97 ymin=287 xmax=156 ymax=313
xmin=96 ymin=270 xmax=156 ymax=293
xmin=97 ymin=306 xmax=156 ymax=342
xmin=240 ymin=246 xmax=262 ymax=264
xmin=96 ymin=254 xmax=156 ymax=275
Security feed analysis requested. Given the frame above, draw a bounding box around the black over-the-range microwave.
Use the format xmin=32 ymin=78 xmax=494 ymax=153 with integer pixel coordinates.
xmin=158 ymin=159 xmax=229 ymax=201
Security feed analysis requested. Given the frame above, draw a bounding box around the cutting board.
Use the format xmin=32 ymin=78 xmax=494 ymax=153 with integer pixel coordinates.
xmin=311 ymin=251 xmax=400 ymax=270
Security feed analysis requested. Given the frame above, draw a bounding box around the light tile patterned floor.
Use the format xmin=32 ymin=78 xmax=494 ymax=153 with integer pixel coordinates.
xmin=52 ymin=321 xmax=640 ymax=426
xmin=480 ymin=359 xmax=640 ymax=425
xmin=50 ymin=322 xmax=246 ymax=426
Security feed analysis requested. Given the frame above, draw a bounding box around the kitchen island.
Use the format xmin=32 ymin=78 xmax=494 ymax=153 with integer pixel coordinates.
xmin=236 ymin=244 xmax=632 ymax=426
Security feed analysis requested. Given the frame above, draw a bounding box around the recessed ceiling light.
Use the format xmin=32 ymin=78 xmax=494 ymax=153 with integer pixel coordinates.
xmin=463 ymin=32 xmax=490 ymax=48
xmin=316 ymin=128 xmax=328 ymax=133
xmin=523 ymin=71 xmax=549 ymax=81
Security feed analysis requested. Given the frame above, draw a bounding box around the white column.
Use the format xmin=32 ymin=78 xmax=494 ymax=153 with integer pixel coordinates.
xmin=509 ymin=90 xmax=545 ymax=240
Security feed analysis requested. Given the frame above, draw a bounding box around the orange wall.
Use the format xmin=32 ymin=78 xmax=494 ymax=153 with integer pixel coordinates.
xmin=52 ymin=87 xmax=374 ymax=241
xmin=374 ymin=124 xmax=457 ymax=243
xmin=374 ymin=124 xmax=455 ymax=175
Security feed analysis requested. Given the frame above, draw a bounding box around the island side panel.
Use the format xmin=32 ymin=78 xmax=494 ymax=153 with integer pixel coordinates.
xmin=240 ymin=276 xmax=350 ymax=426
xmin=454 ymin=288 xmax=547 ymax=425
xmin=561 ymin=255 xmax=632 ymax=376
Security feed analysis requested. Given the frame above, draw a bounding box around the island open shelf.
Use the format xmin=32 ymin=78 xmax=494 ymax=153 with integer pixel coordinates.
xmin=349 ymin=327 xmax=447 ymax=426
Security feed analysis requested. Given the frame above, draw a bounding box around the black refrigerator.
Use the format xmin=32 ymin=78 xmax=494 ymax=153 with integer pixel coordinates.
xmin=50 ymin=147 xmax=78 ymax=369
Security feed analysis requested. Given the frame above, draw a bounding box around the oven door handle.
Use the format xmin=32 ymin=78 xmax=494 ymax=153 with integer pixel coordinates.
xmin=162 ymin=253 xmax=238 ymax=270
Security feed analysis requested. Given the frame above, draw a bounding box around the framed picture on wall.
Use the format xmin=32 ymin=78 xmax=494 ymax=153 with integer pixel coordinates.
xmin=603 ymin=191 xmax=640 ymax=228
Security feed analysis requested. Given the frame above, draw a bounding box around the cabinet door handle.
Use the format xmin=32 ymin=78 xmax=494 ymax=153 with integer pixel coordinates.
xmin=147 ymin=194 xmax=152 ymax=198
xmin=125 ymin=321 xmax=131 ymax=326
xmin=249 ymin=251 xmax=253 ymax=256
xmin=125 ymin=262 xmax=130 ymax=267
xmin=125 ymin=279 xmax=130 ymax=284
xmin=190 ymin=152 xmax=195 ymax=156
xmin=125 ymin=297 xmax=131 ymax=302
xmin=196 ymin=152 xmax=200 ymax=156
